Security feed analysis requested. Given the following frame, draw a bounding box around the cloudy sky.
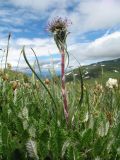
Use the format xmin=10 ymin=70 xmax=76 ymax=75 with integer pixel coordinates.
xmin=0 ymin=0 xmax=120 ymax=71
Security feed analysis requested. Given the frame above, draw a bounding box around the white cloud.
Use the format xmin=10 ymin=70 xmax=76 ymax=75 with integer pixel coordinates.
xmin=9 ymin=0 xmax=76 ymax=11
xmin=0 ymin=37 xmax=59 ymax=68
xmin=1 ymin=0 xmax=120 ymax=37
xmin=0 ymin=7 xmax=40 ymax=35
xmin=0 ymin=31 xmax=120 ymax=70
xmin=0 ymin=0 xmax=120 ymax=70
xmin=70 ymin=31 xmax=120 ymax=66
xmin=66 ymin=0 xmax=120 ymax=36
xmin=9 ymin=0 xmax=56 ymax=11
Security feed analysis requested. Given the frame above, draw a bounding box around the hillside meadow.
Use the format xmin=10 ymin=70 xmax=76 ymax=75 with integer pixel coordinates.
xmin=0 ymin=65 xmax=120 ymax=160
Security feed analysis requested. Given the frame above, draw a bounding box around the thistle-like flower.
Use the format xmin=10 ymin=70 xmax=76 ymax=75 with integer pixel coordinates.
xmin=46 ymin=17 xmax=71 ymax=51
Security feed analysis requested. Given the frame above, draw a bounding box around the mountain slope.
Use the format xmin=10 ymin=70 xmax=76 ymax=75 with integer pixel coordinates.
xmin=66 ymin=58 xmax=120 ymax=82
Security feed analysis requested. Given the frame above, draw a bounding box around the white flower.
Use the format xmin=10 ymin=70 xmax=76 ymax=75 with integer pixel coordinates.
xmin=106 ymin=78 xmax=118 ymax=89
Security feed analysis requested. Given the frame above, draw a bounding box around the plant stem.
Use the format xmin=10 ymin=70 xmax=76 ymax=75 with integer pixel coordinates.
xmin=61 ymin=49 xmax=68 ymax=125
xmin=4 ymin=33 xmax=11 ymax=73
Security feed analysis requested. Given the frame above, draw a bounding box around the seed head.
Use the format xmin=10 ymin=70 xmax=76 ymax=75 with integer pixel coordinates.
xmin=2 ymin=74 xmax=9 ymax=81
xmin=11 ymin=81 xmax=19 ymax=90
xmin=46 ymin=17 xmax=71 ymax=45
xmin=44 ymin=78 xmax=50 ymax=85
xmin=47 ymin=17 xmax=71 ymax=33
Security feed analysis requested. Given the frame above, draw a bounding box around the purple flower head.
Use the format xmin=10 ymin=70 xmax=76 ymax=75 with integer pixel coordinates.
xmin=46 ymin=17 xmax=71 ymax=34
xmin=46 ymin=17 xmax=71 ymax=48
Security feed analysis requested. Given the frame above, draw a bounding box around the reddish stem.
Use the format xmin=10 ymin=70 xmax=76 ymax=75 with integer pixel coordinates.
xmin=61 ymin=49 xmax=68 ymax=124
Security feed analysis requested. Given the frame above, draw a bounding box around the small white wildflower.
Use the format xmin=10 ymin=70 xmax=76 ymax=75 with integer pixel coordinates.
xmin=106 ymin=78 xmax=118 ymax=89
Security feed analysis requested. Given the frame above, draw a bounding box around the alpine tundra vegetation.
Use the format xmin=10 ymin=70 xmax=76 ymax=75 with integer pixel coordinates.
xmin=0 ymin=18 xmax=120 ymax=160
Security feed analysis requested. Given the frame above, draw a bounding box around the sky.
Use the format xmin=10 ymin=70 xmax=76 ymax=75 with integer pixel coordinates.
xmin=0 ymin=0 xmax=120 ymax=72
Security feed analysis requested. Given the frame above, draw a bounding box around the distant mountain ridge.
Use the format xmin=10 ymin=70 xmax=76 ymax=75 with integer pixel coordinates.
xmin=89 ymin=58 xmax=120 ymax=70
xmin=14 ymin=58 xmax=120 ymax=80
xmin=66 ymin=58 xmax=120 ymax=81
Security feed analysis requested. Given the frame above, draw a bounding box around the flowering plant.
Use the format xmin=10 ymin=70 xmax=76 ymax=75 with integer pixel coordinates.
xmin=47 ymin=17 xmax=71 ymax=124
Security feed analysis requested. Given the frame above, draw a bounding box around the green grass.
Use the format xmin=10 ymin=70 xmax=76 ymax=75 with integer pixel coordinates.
xmin=0 ymin=67 xmax=120 ymax=160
